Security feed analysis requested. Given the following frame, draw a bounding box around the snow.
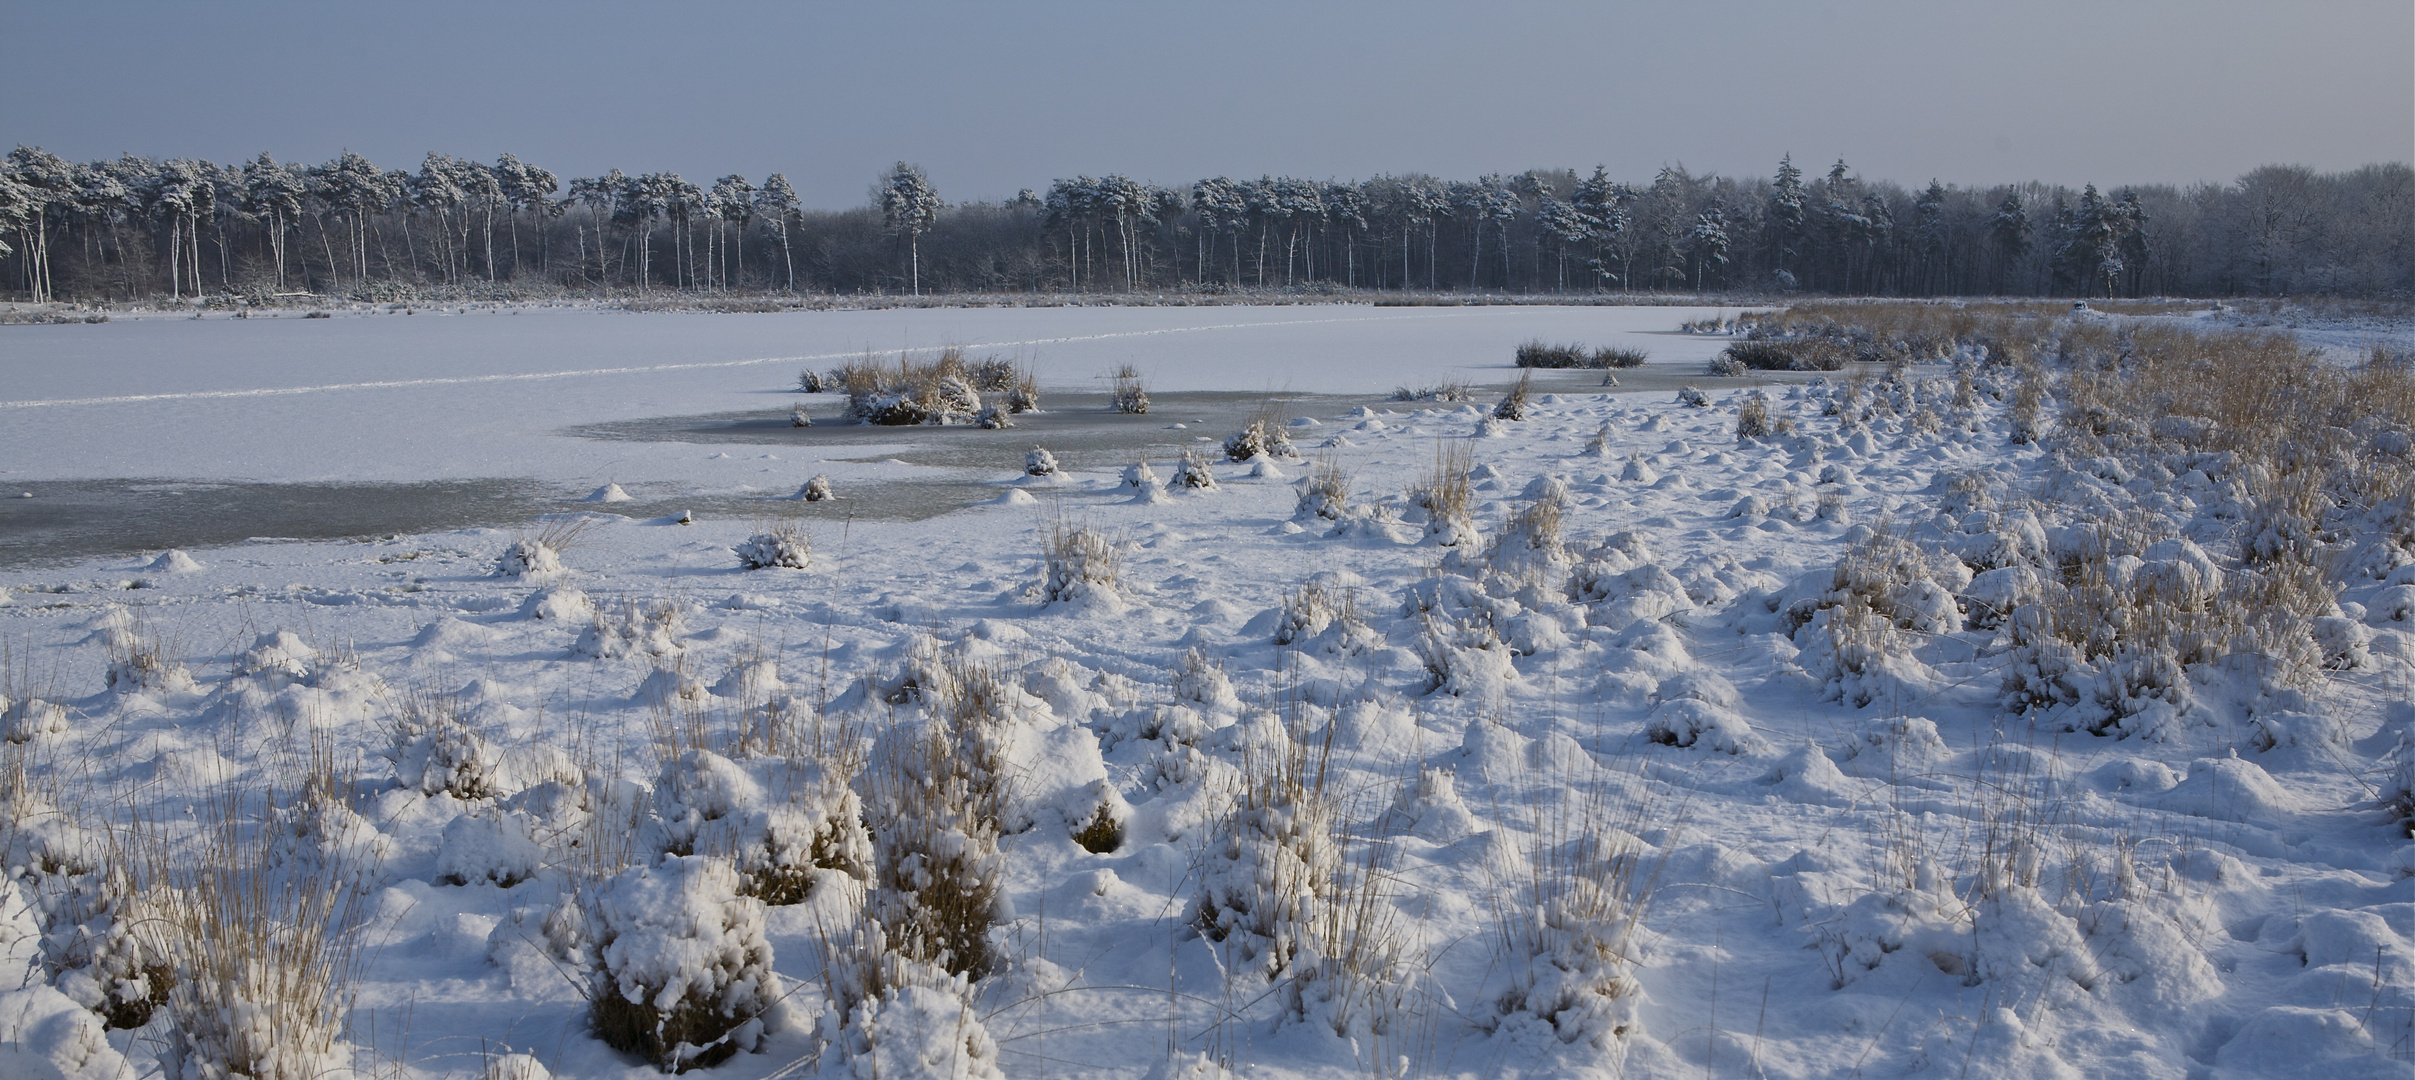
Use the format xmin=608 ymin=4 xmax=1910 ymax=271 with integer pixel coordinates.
xmin=0 ymin=303 xmax=2410 ymax=1079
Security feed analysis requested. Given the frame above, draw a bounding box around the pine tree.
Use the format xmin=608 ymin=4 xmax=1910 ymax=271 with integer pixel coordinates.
xmin=1765 ymin=154 xmax=1806 ymax=284
xmin=754 ymin=174 xmax=799 ymax=291
xmin=241 ymin=153 xmax=304 ymax=289
xmin=879 ymin=162 xmax=941 ymax=295
xmin=1988 ymin=191 xmax=2029 ymax=292
xmin=1687 ymin=199 xmax=1731 ymax=290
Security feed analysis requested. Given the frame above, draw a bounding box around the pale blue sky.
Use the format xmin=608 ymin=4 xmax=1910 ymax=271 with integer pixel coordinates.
xmin=7 ymin=0 xmax=2409 ymax=207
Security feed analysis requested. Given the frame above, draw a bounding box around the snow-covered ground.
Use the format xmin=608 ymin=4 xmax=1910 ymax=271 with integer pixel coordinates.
xmin=0 ymin=304 xmax=2410 ymax=1080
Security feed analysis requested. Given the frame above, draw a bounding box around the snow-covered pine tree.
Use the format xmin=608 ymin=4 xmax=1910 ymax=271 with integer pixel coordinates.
xmin=879 ymin=163 xmax=940 ymax=296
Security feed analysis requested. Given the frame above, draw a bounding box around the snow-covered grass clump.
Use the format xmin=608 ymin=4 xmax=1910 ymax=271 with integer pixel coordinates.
xmin=577 ymin=854 xmax=779 ymax=1071
xmin=733 ymin=523 xmax=810 ymax=570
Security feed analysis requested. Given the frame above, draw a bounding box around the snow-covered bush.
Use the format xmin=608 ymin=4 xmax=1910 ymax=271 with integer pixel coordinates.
xmin=1123 ymin=459 xmax=1160 ymax=491
xmin=573 ymin=598 xmax=685 ymax=660
xmin=28 ymin=860 xmax=174 ymax=1030
xmin=1173 ymin=449 xmax=1220 ymax=491
xmin=159 ymin=794 xmax=367 ymax=1080
xmin=1190 ymin=710 xmax=1341 ymax=977
xmin=1193 ymin=706 xmax=1409 ymax=1034
xmin=800 ymin=474 xmax=834 ymax=502
xmin=863 ymin=664 xmax=1015 ymax=979
xmin=734 ymin=524 xmax=810 ymax=570
xmin=1111 ymin=363 xmax=1150 ymax=414
xmin=1489 ymin=476 xmax=1569 ymax=571
xmin=1408 ymin=443 xmax=1477 ymax=548
xmin=1040 ymin=520 xmax=1120 ymax=607
xmin=1223 ymin=413 xmax=1297 ymax=462
xmin=1492 ymin=371 xmax=1533 ymax=421
xmin=435 ymin=809 xmax=547 ymax=888
xmin=3 ymin=697 xmax=67 ymax=744
xmin=1735 ymin=391 xmax=1784 ymax=440
xmin=815 ymin=915 xmax=1003 ymax=1080
xmin=495 ymin=518 xmax=593 ymax=579
xmin=1275 ymin=580 xmax=1355 ymax=646
xmin=1490 ymin=804 xmax=1649 ymax=1048
xmin=1416 ymin=616 xmax=1518 ymax=699
xmin=1674 ymin=385 xmax=1710 ymax=408
xmin=384 ymin=688 xmax=507 ymax=799
xmin=844 ymin=348 xmax=992 ymax=426
xmin=1582 ymin=421 xmax=1612 ymax=457
xmin=789 ymin=405 xmax=812 ymax=427
xmin=581 ymin=854 xmax=778 ymax=1071
xmin=100 ymin=614 xmax=192 ymax=695
xmin=1023 ymin=446 xmax=1060 ymax=477
xmin=649 ymin=748 xmax=871 ymax=905
xmin=1294 ymin=457 xmax=1350 ymax=522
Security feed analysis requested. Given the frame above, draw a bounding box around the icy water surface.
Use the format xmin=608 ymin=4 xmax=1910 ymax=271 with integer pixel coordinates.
xmin=0 ymin=478 xmax=540 ymax=570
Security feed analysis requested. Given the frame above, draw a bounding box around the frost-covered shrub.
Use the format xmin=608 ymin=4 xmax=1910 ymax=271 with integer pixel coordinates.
xmin=1582 ymin=421 xmax=1612 ymax=457
xmin=1190 ymin=712 xmax=1340 ymax=977
xmin=734 ymin=524 xmax=810 ymax=570
xmin=800 ymin=474 xmax=834 ymax=502
xmin=864 ymin=694 xmax=1012 ymax=979
xmin=3 ymin=697 xmax=68 ymax=744
xmin=582 ymin=854 xmax=778 ymax=1072
xmin=29 ymin=861 xmax=174 ymax=1030
xmin=649 ymin=749 xmax=871 ymax=905
xmin=495 ymin=518 xmax=593 ymax=579
xmin=100 ymin=616 xmax=192 ymax=695
xmin=789 ymin=406 xmax=813 ymax=428
xmin=1416 ymin=616 xmax=1518 ymax=699
xmin=1023 ymin=446 xmax=1060 ymax=477
xmin=1123 ymin=459 xmax=1161 ymax=491
xmin=232 ymin=629 xmax=316 ymax=685
xmin=970 ymin=357 xmax=1018 ymax=392
xmin=845 ymin=348 xmax=993 ymax=426
xmin=1392 ymin=379 xmax=1476 ymax=402
xmin=1294 ymin=458 xmax=1350 ymax=522
xmin=1040 ymin=521 xmax=1120 ymax=607
xmin=1173 ymin=449 xmax=1220 ymax=491
xmin=574 ymin=599 xmax=685 ymax=660
xmin=384 ymin=689 xmax=506 ymax=800
xmin=797 ymin=367 xmax=829 ymax=393
xmin=1722 ymin=338 xmax=1848 ymax=371
xmin=1735 ymin=391 xmax=1785 ymax=439
xmin=1492 ymin=372 xmax=1533 ymax=421
xmin=1675 ymin=385 xmax=1710 ymax=408
xmin=159 ymin=800 xmax=366 ymax=1080
xmin=1489 ymin=476 xmax=1568 ymax=571
xmin=1275 ymin=581 xmax=1354 ymax=646
xmin=1514 ymin=341 xmax=1588 ymax=368
xmin=1003 ymin=370 xmax=1040 ymax=415
xmin=1707 ymin=355 xmax=1748 ymax=377
xmin=435 ymin=810 xmax=547 ymax=888
xmin=1491 ymin=817 xmax=1647 ymax=1048
xmin=974 ymin=404 xmax=1010 ymax=428
xmin=1111 ymin=363 xmax=1150 ymax=414
xmin=1408 ymin=444 xmax=1477 ymax=547
xmin=1224 ymin=414 xmax=1297 ymax=462
xmin=495 ymin=537 xmax=563 ymax=578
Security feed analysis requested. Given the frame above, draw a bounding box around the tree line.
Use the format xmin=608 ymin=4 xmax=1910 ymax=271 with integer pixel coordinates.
xmin=1 ymin=146 xmax=2405 ymax=303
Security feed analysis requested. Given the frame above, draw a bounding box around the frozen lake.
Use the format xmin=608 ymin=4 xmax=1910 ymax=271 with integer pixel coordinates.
xmin=0 ymin=303 xmax=1742 ymax=564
